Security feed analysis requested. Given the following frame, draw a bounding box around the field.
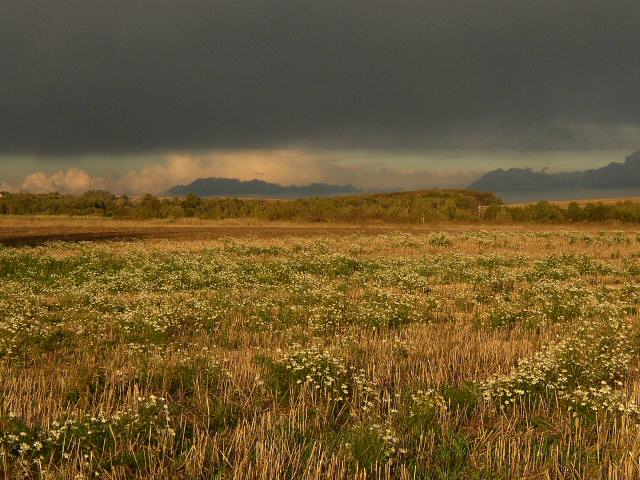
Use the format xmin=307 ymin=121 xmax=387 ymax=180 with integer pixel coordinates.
xmin=2 ymin=220 xmax=640 ymax=479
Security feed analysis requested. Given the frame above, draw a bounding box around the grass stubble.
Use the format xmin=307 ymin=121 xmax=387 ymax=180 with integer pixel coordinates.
xmin=1 ymin=226 xmax=640 ymax=478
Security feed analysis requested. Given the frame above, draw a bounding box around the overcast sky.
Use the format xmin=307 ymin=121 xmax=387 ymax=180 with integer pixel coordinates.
xmin=1 ymin=1 xmax=639 ymax=194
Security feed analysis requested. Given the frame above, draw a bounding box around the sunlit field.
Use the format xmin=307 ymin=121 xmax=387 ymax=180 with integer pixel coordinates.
xmin=3 ymin=228 xmax=640 ymax=479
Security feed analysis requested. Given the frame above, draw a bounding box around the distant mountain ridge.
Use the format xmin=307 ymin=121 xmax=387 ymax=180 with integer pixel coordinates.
xmin=469 ymin=151 xmax=640 ymax=191
xmin=166 ymin=177 xmax=360 ymax=198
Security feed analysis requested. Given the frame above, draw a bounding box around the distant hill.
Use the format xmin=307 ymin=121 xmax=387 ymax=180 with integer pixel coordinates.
xmin=166 ymin=177 xmax=359 ymax=198
xmin=469 ymin=151 xmax=640 ymax=192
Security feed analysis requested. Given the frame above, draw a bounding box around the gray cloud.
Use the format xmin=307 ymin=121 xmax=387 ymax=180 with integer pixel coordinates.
xmin=1 ymin=0 xmax=639 ymax=156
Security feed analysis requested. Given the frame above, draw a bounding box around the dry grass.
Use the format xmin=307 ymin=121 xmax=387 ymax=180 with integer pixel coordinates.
xmin=1 ymin=227 xmax=640 ymax=478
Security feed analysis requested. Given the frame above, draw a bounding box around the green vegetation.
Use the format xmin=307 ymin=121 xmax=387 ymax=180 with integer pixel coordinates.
xmin=0 ymin=189 xmax=498 ymax=222
xmin=6 ymin=190 xmax=640 ymax=223
xmin=485 ymin=200 xmax=640 ymax=223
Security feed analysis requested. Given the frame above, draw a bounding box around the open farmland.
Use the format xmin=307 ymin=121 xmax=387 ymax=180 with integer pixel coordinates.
xmin=2 ymin=227 xmax=640 ymax=478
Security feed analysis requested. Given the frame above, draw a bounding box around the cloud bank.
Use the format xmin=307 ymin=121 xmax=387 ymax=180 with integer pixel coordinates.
xmin=19 ymin=169 xmax=106 ymax=194
xmin=2 ymin=151 xmax=479 ymax=195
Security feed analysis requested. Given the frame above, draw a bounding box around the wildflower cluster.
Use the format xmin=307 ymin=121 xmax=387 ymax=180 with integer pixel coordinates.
xmin=264 ymin=344 xmax=375 ymax=408
xmin=360 ymin=423 xmax=402 ymax=461
xmin=482 ymin=314 xmax=636 ymax=420
xmin=407 ymin=389 xmax=448 ymax=418
xmin=565 ymin=383 xmax=640 ymax=420
xmin=480 ymin=280 xmax=625 ymax=329
xmin=0 ymin=396 xmax=173 ymax=463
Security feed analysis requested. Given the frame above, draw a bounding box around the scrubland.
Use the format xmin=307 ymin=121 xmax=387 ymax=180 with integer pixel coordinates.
xmin=2 ymin=229 xmax=640 ymax=479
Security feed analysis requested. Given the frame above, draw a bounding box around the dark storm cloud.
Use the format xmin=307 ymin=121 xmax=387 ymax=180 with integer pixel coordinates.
xmin=1 ymin=0 xmax=639 ymax=155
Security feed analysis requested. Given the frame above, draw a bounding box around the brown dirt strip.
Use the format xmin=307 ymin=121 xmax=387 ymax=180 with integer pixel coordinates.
xmin=0 ymin=225 xmax=431 ymax=247
xmin=2 ymin=218 xmax=639 ymax=247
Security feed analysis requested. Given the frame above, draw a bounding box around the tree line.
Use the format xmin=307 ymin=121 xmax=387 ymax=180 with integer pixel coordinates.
xmin=0 ymin=189 xmax=499 ymax=223
xmin=4 ymin=189 xmax=639 ymax=223
xmin=483 ymin=200 xmax=640 ymax=223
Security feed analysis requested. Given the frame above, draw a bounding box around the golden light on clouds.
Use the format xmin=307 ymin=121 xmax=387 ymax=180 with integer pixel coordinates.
xmin=3 ymin=149 xmax=480 ymax=195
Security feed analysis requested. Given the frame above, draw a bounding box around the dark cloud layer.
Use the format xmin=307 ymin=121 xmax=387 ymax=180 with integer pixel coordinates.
xmin=2 ymin=0 xmax=639 ymax=155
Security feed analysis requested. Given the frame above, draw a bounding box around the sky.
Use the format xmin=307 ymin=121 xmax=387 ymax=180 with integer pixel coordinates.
xmin=1 ymin=0 xmax=639 ymax=194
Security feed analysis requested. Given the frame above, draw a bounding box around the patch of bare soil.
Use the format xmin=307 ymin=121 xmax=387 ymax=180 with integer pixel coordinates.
xmin=0 ymin=224 xmax=426 ymax=246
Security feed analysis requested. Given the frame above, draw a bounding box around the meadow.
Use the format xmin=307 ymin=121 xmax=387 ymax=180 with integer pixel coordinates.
xmin=2 ymin=226 xmax=640 ymax=479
